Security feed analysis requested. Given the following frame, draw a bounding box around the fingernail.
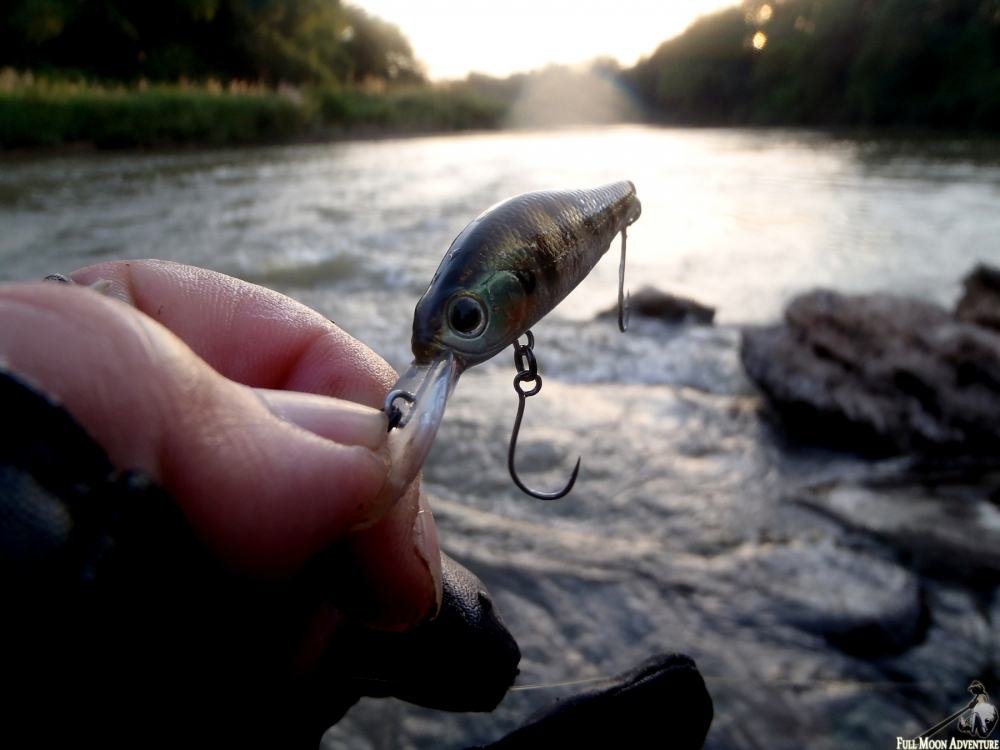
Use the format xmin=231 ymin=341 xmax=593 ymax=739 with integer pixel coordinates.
xmin=43 ymin=274 xmax=113 ymax=295
xmin=254 ymin=387 xmax=388 ymax=449
xmin=412 ymin=492 xmax=443 ymax=620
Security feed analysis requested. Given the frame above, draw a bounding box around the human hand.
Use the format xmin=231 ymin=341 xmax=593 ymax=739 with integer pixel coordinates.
xmin=0 ymin=259 xmax=441 ymax=638
xmin=3 ymin=259 xmax=713 ymax=750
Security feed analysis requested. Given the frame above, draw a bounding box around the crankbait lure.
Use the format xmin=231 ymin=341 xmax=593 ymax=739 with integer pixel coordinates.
xmin=384 ymin=181 xmax=641 ymax=500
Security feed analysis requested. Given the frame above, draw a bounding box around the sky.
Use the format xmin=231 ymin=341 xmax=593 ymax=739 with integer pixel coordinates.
xmin=353 ymin=0 xmax=739 ymax=80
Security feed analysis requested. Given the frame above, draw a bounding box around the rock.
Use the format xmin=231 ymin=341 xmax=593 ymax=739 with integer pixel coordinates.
xmin=707 ymin=539 xmax=927 ymax=657
xmin=597 ymin=286 xmax=715 ymax=325
xmin=796 ymin=483 xmax=1000 ymax=579
xmin=740 ymin=289 xmax=1000 ymax=456
xmin=956 ymin=264 xmax=1000 ymax=331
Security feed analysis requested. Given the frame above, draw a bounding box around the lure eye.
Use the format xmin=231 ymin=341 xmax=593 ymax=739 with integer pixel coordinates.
xmin=447 ymin=295 xmax=487 ymax=338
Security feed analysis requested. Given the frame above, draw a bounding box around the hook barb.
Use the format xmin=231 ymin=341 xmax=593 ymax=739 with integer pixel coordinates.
xmin=507 ymin=369 xmax=580 ymax=501
xmin=617 ymin=226 xmax=630 ymax=333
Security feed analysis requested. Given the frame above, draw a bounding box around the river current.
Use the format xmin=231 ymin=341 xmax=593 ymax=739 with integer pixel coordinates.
xmin=2 ymin=126 xmax=999 ymax=748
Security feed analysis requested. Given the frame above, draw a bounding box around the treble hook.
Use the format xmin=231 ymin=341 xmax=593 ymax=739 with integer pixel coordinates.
xmin=618 ymin=226 xmax=630 ymax=333
xmin=508 ymin=331 xmax=581 ymax=500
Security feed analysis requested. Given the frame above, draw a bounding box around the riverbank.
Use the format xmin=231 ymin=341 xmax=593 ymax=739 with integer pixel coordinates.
xmin=0 ymin=71 xmax=508 ymax=150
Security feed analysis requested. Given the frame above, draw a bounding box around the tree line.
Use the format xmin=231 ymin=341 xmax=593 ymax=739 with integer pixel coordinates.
xmin=625 ymin=0 xmax=1000 ymax=130
xmin=0 ymin=0 xmax=422 ymax=85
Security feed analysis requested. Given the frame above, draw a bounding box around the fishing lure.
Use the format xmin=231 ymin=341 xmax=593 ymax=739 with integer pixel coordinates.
xmin=383 ymin=181 xmax=642 ymax=500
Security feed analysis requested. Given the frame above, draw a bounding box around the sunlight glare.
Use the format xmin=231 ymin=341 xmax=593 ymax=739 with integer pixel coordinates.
xmin=353 ymin=0 xmax=741 ymax=80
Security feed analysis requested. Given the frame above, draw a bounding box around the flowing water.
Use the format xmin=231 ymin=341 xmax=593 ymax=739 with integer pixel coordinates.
xmin=2 ymin=126 xmax=1000 ymax=748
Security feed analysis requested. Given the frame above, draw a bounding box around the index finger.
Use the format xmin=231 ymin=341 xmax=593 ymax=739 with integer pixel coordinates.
xmin=71 ymin=259 xmax=397 ymax=408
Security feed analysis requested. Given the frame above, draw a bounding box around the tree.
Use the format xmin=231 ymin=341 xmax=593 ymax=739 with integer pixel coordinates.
xmin=0 ymin=0 xmax=424 ymax=86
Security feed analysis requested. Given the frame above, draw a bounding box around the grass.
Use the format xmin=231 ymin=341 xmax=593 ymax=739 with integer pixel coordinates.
xmin=0 ymin=70 xmax=510 ymax=150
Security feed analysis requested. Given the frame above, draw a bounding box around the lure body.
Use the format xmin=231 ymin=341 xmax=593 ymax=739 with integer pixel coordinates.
xmin=411 ymin=181 xmax=641 ymax=368
xmin=384 ymin=181 xmax=641 ymax=498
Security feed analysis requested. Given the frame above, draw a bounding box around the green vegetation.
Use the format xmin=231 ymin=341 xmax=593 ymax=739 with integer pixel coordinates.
xmin=314 ymin=86 xmax=508 ymax=132
xmin=4 ymin=0 xmax=1000 ymax=149
xmin=0 ymin=1 xmax=514 ymax=149
xmin=0 ymin=74 xmax=305 ymax=148
xmin=0 ymin=72 xmax=510 ymax=148
xmin=626 ymin=0 xmax=1000 ymax=130
xmin=0 ymin=0 xmax=420 ymax=85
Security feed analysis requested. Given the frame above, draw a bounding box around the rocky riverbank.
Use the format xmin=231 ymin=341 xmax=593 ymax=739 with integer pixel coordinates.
xmin=741 ymin=265 xmax=1000 ymax=460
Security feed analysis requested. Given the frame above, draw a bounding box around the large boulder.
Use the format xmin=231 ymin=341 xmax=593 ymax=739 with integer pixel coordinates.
xmin=740 ymin=289 xmax=1000 ymax=456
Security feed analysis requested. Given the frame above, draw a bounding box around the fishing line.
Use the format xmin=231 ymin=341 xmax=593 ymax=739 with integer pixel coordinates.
xmin=343 ymin=669 xmax=937 ymax=693
xmin=510 ymin=675 xmax=937 ymax=693
xmin=509 ymin=676 xmax=614 ymax=692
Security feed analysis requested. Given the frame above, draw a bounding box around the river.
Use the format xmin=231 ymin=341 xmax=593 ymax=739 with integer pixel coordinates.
xmin=2 ymin=125 xmax=999 ymax=748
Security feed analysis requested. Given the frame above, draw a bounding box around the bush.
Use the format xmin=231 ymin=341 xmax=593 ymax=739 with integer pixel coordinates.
xmin=311 ymin=86 xmax=507 ymax=132
xmin=0 ymin=74 xmax=308 ymax=148
xmin=0 ymin=71 xmax=509 ymax=149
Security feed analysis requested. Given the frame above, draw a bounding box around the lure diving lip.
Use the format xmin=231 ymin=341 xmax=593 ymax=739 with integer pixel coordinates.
xmin=382 ymin=353 xmax=459 ymax=499
xmin=384 ymin=181 xmax=641 ymax=499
